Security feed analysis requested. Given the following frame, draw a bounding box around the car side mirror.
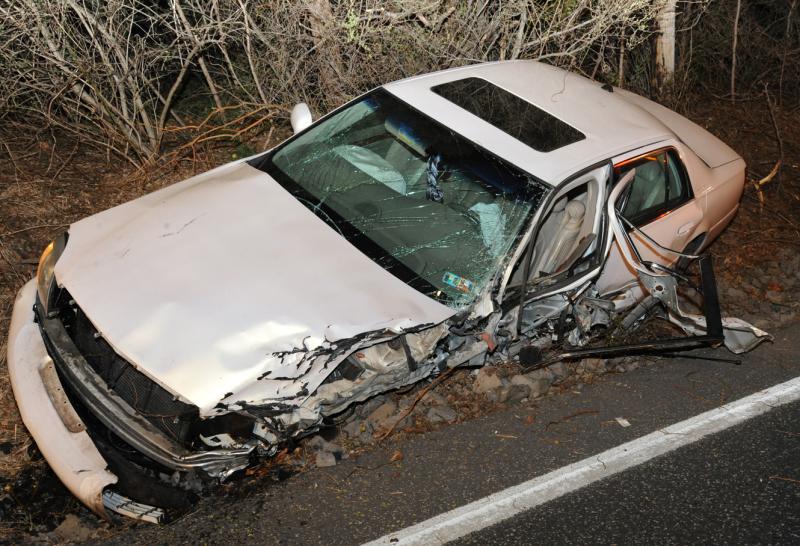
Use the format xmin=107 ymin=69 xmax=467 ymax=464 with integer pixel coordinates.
xmin=290 ymin=103 xmax=313 ymax=134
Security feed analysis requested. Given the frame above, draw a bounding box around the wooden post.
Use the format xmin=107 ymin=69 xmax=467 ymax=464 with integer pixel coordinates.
xmin=655 ymin=0 xmax=677 ymax=88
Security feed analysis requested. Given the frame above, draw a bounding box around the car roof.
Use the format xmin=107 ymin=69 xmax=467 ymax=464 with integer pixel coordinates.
xmin=384 ymin=60 xmax=676 ymax=185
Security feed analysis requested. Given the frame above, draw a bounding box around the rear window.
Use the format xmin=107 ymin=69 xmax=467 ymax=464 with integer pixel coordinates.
xmin=431 ymin=77 xmax=585 ymax=153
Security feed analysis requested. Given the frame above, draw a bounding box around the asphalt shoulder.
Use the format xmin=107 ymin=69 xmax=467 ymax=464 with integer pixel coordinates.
xmin=456 ymin=397 xmax=800 ymax=545
xmin=98 ymin=324 xmax=800 ymax=546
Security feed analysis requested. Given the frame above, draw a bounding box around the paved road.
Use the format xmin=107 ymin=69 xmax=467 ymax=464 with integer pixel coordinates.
xmin=97 ymin=325 xmax=800 ymax=546
xmin=456 ymin=399 xmax=800 ymax=545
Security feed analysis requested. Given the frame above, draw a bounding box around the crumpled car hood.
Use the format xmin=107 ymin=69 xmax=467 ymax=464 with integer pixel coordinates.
xmin=54 ymin=159 xmax=454 ymax=415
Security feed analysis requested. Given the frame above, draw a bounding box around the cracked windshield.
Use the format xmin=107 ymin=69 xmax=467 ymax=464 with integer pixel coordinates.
xmin=254 ymin=89 xmax=548 ymax=307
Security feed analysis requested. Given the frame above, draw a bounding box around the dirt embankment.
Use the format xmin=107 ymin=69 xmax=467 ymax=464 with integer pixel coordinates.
xmin=0 ymin=96 xmax=797 ymax=541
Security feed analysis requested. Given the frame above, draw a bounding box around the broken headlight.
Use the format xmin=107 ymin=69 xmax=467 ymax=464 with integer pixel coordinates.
xmin=36 ymin=232 xmax=67 ymax=313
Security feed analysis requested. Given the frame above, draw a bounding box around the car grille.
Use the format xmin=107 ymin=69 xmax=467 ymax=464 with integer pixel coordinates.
xmin=52 ymin=289 xmax=199 ymax=446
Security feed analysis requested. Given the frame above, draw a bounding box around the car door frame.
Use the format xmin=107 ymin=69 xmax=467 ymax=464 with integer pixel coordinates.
xmin=495 ymin=161 xmax=615 ymax=336
xmin=514 ymin=167 xmax=729 ymax=364
xmin=595 ymin=139 xmax=708 ymax=296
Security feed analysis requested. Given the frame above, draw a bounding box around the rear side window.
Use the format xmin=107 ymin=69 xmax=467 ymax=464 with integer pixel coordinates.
xmin=615 ymin=149 xmax=692 ymax=227
xmin=431 ymin=78 xmax=585 ymax=152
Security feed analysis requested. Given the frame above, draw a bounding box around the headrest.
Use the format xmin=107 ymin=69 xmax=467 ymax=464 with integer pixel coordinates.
xmin=635 ymin=158 xmax=664 ymax=183
xmin=565 ymin=200 xmax=585 ymax=219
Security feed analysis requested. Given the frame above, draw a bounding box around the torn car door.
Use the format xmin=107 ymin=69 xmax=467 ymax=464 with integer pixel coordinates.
xmin=606 ymin=170 xmax=770 ymax=355
xmin=597 ymin=147 xmax=704 ymax=296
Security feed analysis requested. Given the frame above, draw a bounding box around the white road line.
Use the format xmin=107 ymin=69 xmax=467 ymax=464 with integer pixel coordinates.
xmin=363 ymin=375 xmax=800 ymax=546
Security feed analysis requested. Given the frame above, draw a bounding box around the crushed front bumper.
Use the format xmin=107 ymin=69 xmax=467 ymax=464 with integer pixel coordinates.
xmin=34 ymin=293 xmax=254 ymax=478
xmin=7 ymin=280 xmax=117 ymax=517
xmin=8 ymin=280 xmax=164 ymax=522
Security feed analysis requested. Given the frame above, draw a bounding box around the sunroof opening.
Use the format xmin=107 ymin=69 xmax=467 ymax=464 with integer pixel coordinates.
xmin=431 ymin=77 xmax=585 ymax=153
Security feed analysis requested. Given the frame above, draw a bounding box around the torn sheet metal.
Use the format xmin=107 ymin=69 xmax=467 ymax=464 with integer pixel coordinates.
xmin=667 ymin=315 xmax=771 ymax=354
xmin=291 ymin=324 xmax=450 ymax=425
xmin=7 ymin=281 xmax=118 ymax=518
xmin=102 ymin=490 xmax=165 ymax=524
xmin=607 ymin=170 xmax=770 ymax=354
xmin=53 ymin=161 xmax=455 ymax=416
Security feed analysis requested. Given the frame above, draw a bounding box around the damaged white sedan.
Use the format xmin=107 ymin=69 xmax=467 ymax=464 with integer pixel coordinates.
xmin=7 ymin=61 xmax=769 ymax=522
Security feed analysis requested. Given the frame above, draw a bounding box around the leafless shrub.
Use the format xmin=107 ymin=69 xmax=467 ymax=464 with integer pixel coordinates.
xmin=0 ymin=0 xmax=248 ymax=165
xmin=0 ymin=1 xmax=670 ymax=165
xmin=2 ymin=2 xmax=164 ymax=164
xmin=240 ymin=0 xmax=668 ymax=113
xmin=680 ymin=0 xmax=800 ymax=102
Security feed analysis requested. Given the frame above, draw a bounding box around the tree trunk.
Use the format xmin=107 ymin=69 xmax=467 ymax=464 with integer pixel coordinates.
xmin=779 ymin=0 xmax=797 ymax=105
xmin=655 ymin=0 xmax=677 ymax=89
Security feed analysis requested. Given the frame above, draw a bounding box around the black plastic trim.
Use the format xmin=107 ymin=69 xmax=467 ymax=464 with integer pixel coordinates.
xmin=35 ymin=300 xmax=253 ymax=476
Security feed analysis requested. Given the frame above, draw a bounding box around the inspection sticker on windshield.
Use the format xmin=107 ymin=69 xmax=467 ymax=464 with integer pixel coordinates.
xmin=443 ymin=272 xmax=474 ymax=293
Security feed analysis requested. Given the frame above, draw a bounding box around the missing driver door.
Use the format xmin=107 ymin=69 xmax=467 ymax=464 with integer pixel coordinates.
xmin=507 ymin=163 xmax=611 ymax=336
xmin=519 ymin=163 xmax=612 ymax=302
